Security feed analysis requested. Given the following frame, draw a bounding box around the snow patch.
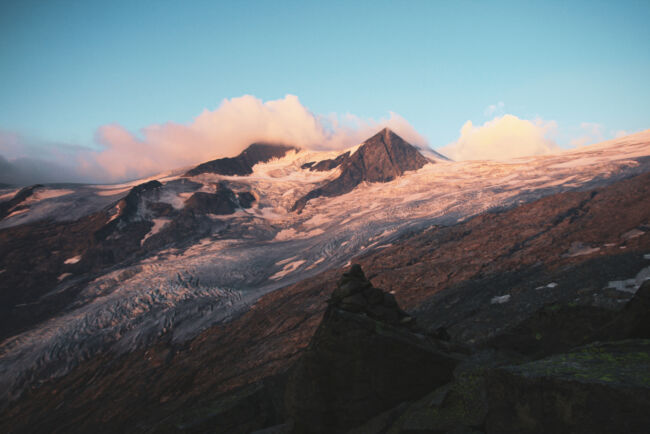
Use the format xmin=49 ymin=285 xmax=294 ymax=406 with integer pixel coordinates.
xmin=274 ymin=227 xmax=324 ymax=241
xmin=5 ymin=208 xmax=29 ymax=219
xmin=606 ymin=266 xmax=650 ymax=293
xmin=305 ymin=257 xmax=326 ymax=270
xmin=107 ymin=202 xmax=123 ymax=223
xmin=564 ymin=242 xmax=600 ymax=257
xmin=141 ymin=219 xmax=171 ymax=245
xmin=622 ymin=228 xmax=645 ymax=239
xmin=491 ymin=294 xmax=511 ymax=304
xmin=0 ymin=189 xmax=19 ymax=201
xmin=269 ymin=260 xmax=306 ymax=280
xmin=30 ymin=189 xmax=75 ymax=202
xmin=58 ymin=273 xmax=72 ymax=281
xmin=64 ymin=255 xmax=81 ymax=265
xmin=95 ymin=187 xmax=131 ymax=197
xmin=536 ymin=282 xmax=558 ymax=290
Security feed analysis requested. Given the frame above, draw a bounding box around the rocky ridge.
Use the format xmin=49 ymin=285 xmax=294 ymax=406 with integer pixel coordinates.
xmin=292 ymin=128 xmax=430 ymax=212
xmin=0 ymin=178 xmax=257 ymax=340
xmin=185 ymin=143 xmax=297 ymax=177
xmin=328 ymin=264 xmax=416 ymax=328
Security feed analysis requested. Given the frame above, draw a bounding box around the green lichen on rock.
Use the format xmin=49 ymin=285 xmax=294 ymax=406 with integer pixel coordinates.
xmin=504 ymin=339 xmax=650 ymax=386
xmin=486 ymin=339 xmax=650 ymax=433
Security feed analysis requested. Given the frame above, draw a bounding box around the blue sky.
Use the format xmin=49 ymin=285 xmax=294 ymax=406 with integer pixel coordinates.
xmin=1 ymin=0 xmax=649 ymax=181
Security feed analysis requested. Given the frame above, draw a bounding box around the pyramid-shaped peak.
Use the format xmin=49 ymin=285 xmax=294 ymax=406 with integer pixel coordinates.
xmin=365 ymin=127 xmax=408 ymax=144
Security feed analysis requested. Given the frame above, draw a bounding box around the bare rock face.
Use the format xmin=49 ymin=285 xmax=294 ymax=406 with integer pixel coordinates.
xmin=301 ymin=152 xmax=350 ymax=172
xmin=609 ymin=280 xmax=650 ymax=339
xmin=185 ymin=143 xmax=296 ymax=177
xmin=292 ymin=128 xmax=430 ymax=212
xmin=284 ymin=265 xmax=463 ymax=434
xmin=486 ymin=339 xmax=650 ymax=434
xmin=0 ymin=184 xmax=43 ymax=220
xmin=329 ymin=264 xmax=416 ymax=328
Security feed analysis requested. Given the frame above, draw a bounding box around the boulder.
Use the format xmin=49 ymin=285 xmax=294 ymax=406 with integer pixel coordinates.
xmin=485 ymin=339 xmax=650 ymax=434
xmin=284 ymin=306 xmax=464 ymax=433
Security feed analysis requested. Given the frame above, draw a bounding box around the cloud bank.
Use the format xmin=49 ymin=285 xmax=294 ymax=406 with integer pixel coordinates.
xmin=440 ymin=114 xmax=560 ymax=161
xmin=0 ymin=130 xmax=95 ymax=185
xmin=1 ymin=95 xmax=428 ymax=185
xmin=88 ymin=94 xmax=427 ymax=181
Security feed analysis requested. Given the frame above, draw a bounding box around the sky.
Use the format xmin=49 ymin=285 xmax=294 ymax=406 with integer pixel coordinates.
xmin=1 ymin=0 xmax=649 ymax=184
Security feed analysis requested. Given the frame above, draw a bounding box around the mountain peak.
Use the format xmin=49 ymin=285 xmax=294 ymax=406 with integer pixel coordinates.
xmin=370 ymin=127 xmax=397 ymax=141
xmin=292 ymin=129 xmax=430 ymax=212
xmin=185 ymin=142 xmax=296 ymax=177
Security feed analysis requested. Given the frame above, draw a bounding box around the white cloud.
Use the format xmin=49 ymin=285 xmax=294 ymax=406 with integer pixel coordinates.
xmin=1 ymin=95 xmax=428 ymax=184
xmin=87 ymin=95 xmax=429 ymax=182
xmin=439 ymin=114 xmax=560 ymax=161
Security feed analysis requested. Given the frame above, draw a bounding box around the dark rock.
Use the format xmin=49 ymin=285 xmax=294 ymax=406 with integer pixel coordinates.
xmin=340 ymin=293 xmax=367 ymax=312
xmin=250 ymin=422 xmax=294 ymax=434
xmin=346 ymin=402 xmax=412 ymax=434
xmin=485 ymin=339 xmax=650 ymax=434
xmin=363 ymin=287 xmax=385 ymax=305
xmin=308 ymin=152 xmax=349 ymax=172
xmin=366 ymin=304 xmax=401 ymax=324
xmin=284 ymin=307 xmax=463 ymax=434
xmin=352 ymin=349 xmax=518 ymax=433
xmin=121 ymin=180 xmax=163 ymax=221
xmin=341 ymin=263 xmax=366 ymax=282
xmin=237 ymin=191 xmax=256 ymax=209
xmin=292 ymin=128 xmax=430 ymax=212
xmin=184 ymin=189 xmax=238 ymax=215
xmin=159 ymin=374 xmax=287 ymax=434
xmin=95 ymin=180 xmax=163 ymax=241
xmin=434 ymin=327 xmax=451 ymax=341
xmin=383 ymin=292 xmax=398 ymax=307
xmin=609 ymin=280 xmax=650 ymax=339
xmin=0 ymin=184 xmax=42 ymax=220
xmin=329 ymin=265 xmax=414 ymax=327
xmin=185 ymin=143 xmax=296 ymax=177
xmin=486 ymin=303 xmax=618 ymax=359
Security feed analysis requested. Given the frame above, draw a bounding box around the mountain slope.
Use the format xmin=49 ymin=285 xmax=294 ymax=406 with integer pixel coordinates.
xmin=185 ymin=142 xmax=297 ymax=177
xmin=2 ymin=168 xmax=649 ymax=433
xmin=0 ymin=129 xmax=649 ymax=428
xmin=292 ymin=128 xmax=430 ymax=212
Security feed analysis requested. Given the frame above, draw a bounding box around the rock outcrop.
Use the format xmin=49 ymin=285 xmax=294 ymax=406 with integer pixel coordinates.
xmin=284 ymin=265 xmax=463 ymax=434
xmin=292 ymin=128 xmax=430 ymax=212
xmin=0 ymin=184 xmax=43 ymax=220
xmin=329 ymin=264 xmax=417 ymax=328
xmin=486 ymin=339 xmax=650 ymax=434
xmin=185 ymin=143 xmax=296 ymax=177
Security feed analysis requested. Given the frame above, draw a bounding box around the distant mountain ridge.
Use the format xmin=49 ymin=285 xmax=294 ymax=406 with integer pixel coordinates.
xmin=292 ymin=128 xmax=430 ymax=212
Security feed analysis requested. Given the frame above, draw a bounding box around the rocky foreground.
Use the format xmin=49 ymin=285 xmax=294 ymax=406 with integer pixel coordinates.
xmin=140 ymin=265 xmax=649 ymax=434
